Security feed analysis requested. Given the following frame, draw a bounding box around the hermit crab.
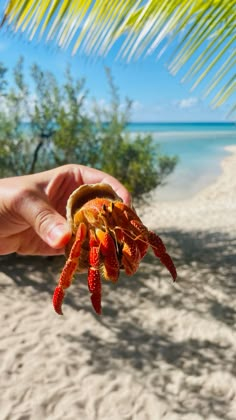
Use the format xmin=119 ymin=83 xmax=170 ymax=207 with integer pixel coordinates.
xmin=52 ymin=183 xmax=177 ymax=315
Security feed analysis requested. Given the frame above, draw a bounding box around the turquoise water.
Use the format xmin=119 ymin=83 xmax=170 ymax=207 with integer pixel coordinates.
xmin=19 ymin=121 xmax=236 ymax=200
xmin=127 ymin=122 xmax=236 ymax=200
xmin=127 ymin=122 xmax=236 ymax=133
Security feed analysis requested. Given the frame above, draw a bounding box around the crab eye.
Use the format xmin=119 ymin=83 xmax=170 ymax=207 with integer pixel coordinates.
xmin=102 ymin=202 xmax=114 ymax=217
xmin=106 ymin=202 xmax=114 ymax=215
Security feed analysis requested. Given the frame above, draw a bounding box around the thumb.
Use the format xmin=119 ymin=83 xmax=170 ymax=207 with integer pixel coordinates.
xmin=18 ymin=192 xmax=71 ymax=248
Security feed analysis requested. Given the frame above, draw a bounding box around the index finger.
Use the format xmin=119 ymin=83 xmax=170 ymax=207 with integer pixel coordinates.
xmin=37 ymin=164 xmax=132 ymax=207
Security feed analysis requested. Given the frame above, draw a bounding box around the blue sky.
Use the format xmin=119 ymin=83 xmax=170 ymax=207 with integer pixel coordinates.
xmin=0 ymin=4 xmax=234 ymax=122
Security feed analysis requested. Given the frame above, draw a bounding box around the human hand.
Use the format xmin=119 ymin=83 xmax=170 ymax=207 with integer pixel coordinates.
xmin=0 ymin=164 xmax=131 ymax=256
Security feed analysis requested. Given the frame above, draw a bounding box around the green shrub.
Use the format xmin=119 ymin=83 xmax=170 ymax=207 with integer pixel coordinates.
xmin=0 ymin=58 xmax=178 ymax=200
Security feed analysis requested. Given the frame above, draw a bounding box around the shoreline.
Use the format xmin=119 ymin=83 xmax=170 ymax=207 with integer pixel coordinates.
xmin=130 ymin=130 xmax=236 ymax=138
xmin=141 ymin=145 xmax=236 ymax=234
xmin=152 ymin=144 xmax=233 ymax=203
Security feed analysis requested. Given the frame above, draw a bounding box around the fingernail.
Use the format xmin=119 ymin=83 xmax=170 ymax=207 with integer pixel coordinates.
xmin=47 ymin=224 xmax=71 ymax=247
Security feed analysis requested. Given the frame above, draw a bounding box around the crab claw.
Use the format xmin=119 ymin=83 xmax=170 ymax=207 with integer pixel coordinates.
xmin=148 ymin=231 xmax=177 ymax=281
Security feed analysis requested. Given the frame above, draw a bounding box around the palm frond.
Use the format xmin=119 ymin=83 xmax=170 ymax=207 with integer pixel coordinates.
xmin=1 ymin=0 xmax=235 ymax=114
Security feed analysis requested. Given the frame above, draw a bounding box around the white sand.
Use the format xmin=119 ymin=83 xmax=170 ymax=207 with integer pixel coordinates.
xmin=0 ymin=146 xmax=236 ymax=420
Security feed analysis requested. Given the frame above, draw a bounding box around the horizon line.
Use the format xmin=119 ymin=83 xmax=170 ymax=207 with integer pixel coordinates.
xmin=125 ymin=121 xmax=235 ymax=125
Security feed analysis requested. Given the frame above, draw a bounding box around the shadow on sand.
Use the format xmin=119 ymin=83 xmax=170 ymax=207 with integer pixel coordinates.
xmin=1 ymin=228 xmax=235 ymax=418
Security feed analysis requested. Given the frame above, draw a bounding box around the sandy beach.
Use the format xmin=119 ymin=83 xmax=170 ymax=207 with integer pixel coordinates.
xmin=0 ymin=146 xmax=236 ymax=420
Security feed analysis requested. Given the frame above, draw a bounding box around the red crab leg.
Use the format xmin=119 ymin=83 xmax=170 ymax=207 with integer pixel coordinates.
xmin=95 ymin=229 xmax=120 ymax=282
xmin=148 ymin=231 xmax=177 ymax=281
xmin=88 ymin=233 xmax=102 ymax=315
xmin=88 ymin=230 xmax=120 ymax=314
xmin=128 ymin=219 xmax=149 ymax=258
xmin=118 ymin=217 xmax=177 ymax=281
xmin=52 ymin=222 xmax=87 ymax=315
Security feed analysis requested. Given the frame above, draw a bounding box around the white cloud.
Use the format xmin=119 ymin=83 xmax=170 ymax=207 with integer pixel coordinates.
xmin=178 ymin=97 xmax=199 ymax=109
xmin=132 ymin=100 xmax=143 ymax=111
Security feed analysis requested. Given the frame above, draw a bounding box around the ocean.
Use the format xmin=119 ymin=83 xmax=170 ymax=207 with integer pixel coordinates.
xmin=18 ymin=121 xmax=236 ymax=200
xmin=127 ymin=122 xmax=236 ymax=201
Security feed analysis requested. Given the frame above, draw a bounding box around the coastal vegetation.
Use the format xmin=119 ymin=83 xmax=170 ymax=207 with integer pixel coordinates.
xmin=0 ymin=58 xmax=177 ymax=199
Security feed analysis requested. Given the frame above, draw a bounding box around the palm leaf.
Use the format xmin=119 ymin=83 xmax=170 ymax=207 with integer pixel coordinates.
xmin=1 ymin=0 xmax=235 ymax=114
